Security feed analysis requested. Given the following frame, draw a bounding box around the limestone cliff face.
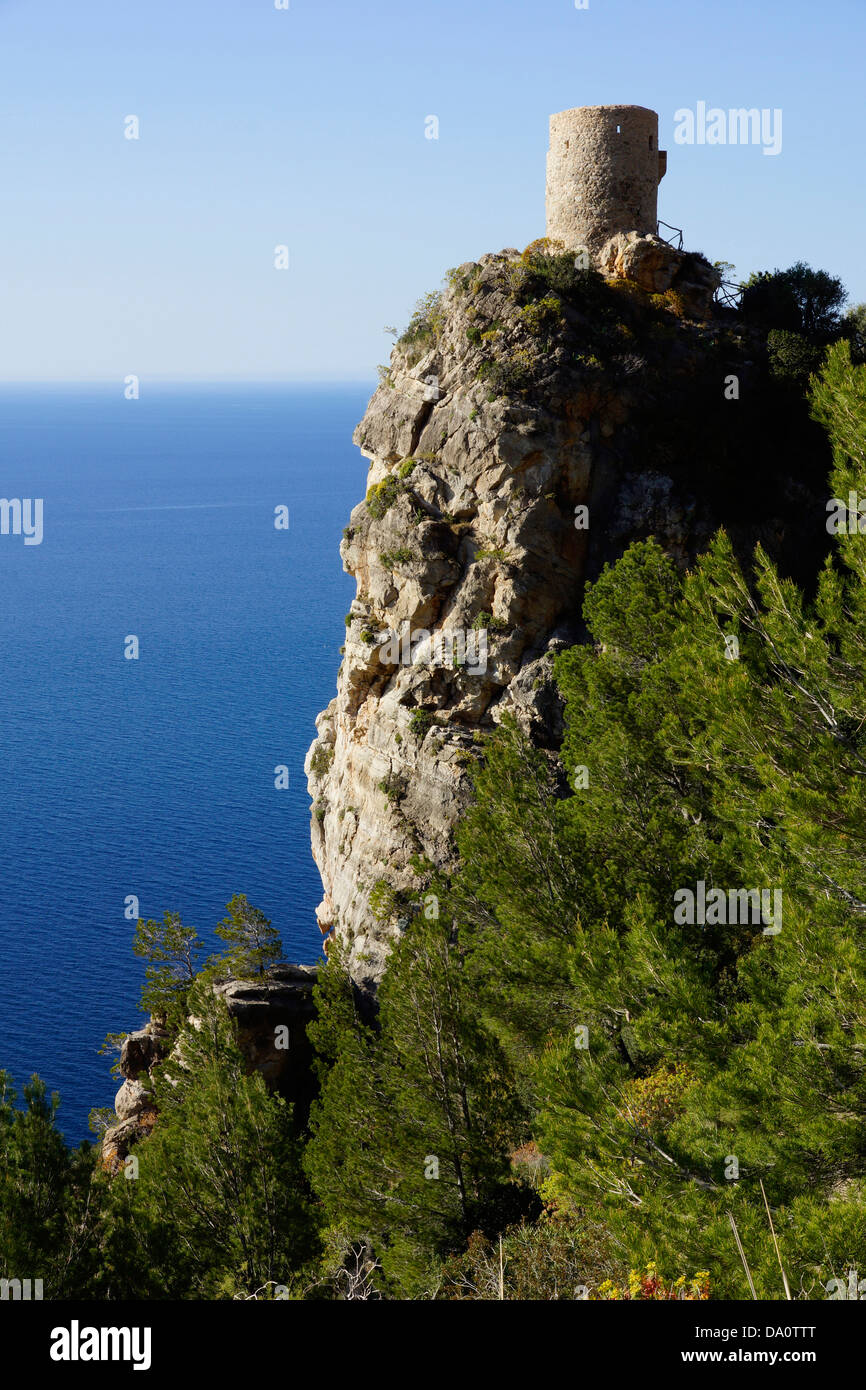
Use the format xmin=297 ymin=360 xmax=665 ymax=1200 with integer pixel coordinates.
xmin=306 ymin=244 xmax=830 ymax=990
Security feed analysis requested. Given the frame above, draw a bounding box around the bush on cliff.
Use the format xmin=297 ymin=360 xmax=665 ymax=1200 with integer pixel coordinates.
xmin=132 ymin=910 xmax=205 ymax=1028
xmin=365 ymin=474 xmax=402 ymax=519
xmin=213 ymin=893 xmax=284 ymax=981
xmin=304 ymin=926 xmax=529 ymax=1296
xmin=107 ymin=986 xmax=317 ymax=1299
xmin=740 ymin=261 xmax=847 ymax=343
xmin=395 ymin=291 xmax=446 ymax=367
xmin=767 ymin=327 xmax=826 ymax=384
xmin=0 ymin=1074 xmax=99 ymax=1298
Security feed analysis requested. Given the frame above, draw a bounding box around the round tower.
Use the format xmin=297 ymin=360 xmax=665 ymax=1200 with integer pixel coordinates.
xmin=545 ymin=105 xmax=667 ymax=255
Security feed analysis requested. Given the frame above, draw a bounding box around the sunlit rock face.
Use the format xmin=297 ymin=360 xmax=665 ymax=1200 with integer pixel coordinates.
xmin=307 ymin=247 xmax=830 ymax=991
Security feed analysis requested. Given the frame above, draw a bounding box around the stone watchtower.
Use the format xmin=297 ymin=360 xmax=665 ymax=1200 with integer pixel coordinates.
xmin=545 ymin=105 xmax=667 ymax=256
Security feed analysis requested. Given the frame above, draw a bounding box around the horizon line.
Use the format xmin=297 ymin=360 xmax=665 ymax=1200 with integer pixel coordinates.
xmin=0 ymin=376 xmax=378 ymax=387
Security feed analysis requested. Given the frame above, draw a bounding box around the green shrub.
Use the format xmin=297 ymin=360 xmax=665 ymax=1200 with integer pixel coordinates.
xmin=648 ymin=287 xmax=689 ymax=319
xmin=472 ymin=610 xmax=508 ymax=632
xmin=409 ymin=708 xmax=436 ymax=741
xmin=608 ymin=277 xmax=652 ymax=308
xmin=368 ymin=879 xmax=401 ymax=922
xmin=843 ymin=303 xmax=866 ymax=365
xmin=477 ymin=349 xmax=536 ymax=397
xmin=366 ymin=475 xmax=402 ymax=519
xmin=510 ymin=238 xmax=602 ymax=303
xmin=397 ymin=291 xmax=446 ymax=366
xmin=309 ymin=745 xmax=334 ymax=777
xmin=445 ymin=264 xmax=480 ymax=296
xmin=438 ymin=1218 xmax=624 ymax=1301
xmin=519 ymin=295 xmax=563 ymax=336
xmin=378 ymin=772 xmax=405 ymax=804
xmin=379 ymin=547 xmax=414 ymax=569
xmin=740 ymin=261 xmax=847 ymax=342
xmin=767 ymin=328 xmax=826 ymax=384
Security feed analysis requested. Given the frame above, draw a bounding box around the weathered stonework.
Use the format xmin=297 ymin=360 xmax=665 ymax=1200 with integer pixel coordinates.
xmin=546 ymin=105 xmax=666 ymax=255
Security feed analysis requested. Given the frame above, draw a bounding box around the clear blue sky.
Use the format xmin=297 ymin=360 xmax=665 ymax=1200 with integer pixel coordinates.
xmin=0 ymin=0 xmax=862 ymax=381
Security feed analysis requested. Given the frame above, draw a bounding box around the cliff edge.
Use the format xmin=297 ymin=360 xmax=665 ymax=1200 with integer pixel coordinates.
xmin=306 ymin=240 xmax=830 ymax=988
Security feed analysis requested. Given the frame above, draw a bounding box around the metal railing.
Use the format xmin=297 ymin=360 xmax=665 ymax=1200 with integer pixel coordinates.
xmin=656 ymin=219 xmax=684 ymax=250
xmin=656 ymin=220 xmax=744 ymax=310
xmin=714 ymin=279 xmax=743 ymax=310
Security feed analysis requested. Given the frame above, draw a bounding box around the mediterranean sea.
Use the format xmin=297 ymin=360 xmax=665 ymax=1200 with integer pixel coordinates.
xmin=0 ymin=382 xmax=366 ymax=1143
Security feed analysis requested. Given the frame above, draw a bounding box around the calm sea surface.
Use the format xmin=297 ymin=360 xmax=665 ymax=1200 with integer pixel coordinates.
xmin=0 ymin=383 xmax=366 ymax=1143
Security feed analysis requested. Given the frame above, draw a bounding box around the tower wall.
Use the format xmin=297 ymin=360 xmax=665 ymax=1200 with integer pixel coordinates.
xmin=545 ymin=105 xmax=666 ymax=254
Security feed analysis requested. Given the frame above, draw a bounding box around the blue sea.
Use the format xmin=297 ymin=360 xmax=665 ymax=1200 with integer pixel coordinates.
xmin=0 ymin=383 xmax=366 ymax=1145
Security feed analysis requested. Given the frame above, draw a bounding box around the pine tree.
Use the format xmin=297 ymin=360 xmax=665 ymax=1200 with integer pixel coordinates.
xmin=132 ymin=910 xmax=204 ymax=1026
xmin=120 ymin=984 xmax=316 ymax=1298
xmin=446 ymin=341 xmax=866 ymax=1295
xmin=0 ymin=1073 xmax=100 ymax=1297
xmin=534 ymin=344 xmax=866 ymax=1294
xmin=452 ymin=715 xmax=584 ymax=1067
xmin=213 ymin=894 xmax=284 ymax=981
xmin=305 ymin=921 xmax=525 ymax=1295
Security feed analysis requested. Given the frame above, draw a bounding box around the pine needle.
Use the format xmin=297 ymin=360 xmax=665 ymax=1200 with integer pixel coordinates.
xmin=728 ymin=1212 xmax=758 ymax=1299
xmin=760 ymin=1179 xmax=792 ymax=1300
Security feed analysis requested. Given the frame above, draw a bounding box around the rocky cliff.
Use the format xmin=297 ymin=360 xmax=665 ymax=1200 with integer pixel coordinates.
xmin=101 ymin=964 xmax=318 ymax=1173
xmin=306 ymin=238 xmax=831 ymax=990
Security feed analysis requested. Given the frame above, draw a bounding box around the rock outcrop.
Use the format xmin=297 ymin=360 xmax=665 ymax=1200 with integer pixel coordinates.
xmin=212 ymin=964 xmax=318 ymax=1105
xmin=101 ymin=1022 xmax=166 ymax=1175
xmin=598 ymin=232 xmax=720 ymax=320
xmin=101 ymin=965 xmax=318 ymax=1174
xmin=306 ymin=242 xmax=831 ymax=990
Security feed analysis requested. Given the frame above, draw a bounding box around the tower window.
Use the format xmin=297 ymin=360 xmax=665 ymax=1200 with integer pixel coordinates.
xmin=616 ymin=124 xmax=621 ymax=134
xmin=649 ymin=134 xmax=654 ymax=149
